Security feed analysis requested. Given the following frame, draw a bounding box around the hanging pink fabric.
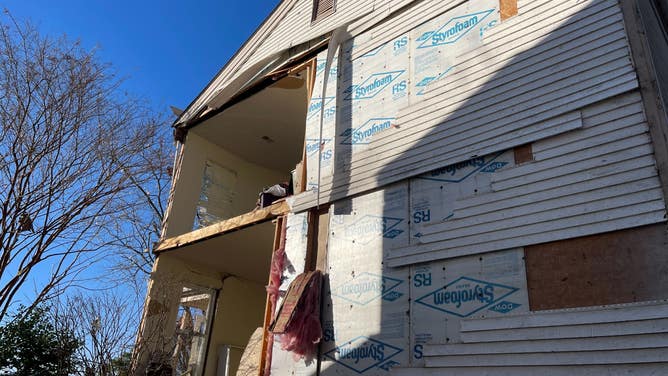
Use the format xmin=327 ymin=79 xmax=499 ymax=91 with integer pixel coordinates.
xmin=264 ymin=219 xmax=287 ymax=376
xmin=274 ymin=271 xmax=323 ymax=360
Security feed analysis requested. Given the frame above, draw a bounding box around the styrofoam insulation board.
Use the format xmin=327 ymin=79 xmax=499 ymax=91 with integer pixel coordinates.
xmin=320 ymin=183 xmax=411 ymax=375
xmin=409 ymin=248 xmax=529 ymax=367
xmin=270 ymin=212 xmax=318 ymax=375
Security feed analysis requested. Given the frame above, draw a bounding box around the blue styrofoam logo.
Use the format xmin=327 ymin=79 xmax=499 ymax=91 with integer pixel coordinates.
xmin=324 ymin=336 xmax=403 ymax=374
xmin=306 ymin=138 xmax=332 ymax=156
xmin=416 ymin=31 xmax=433 ymax=42
xmin=344 ymin=71 xmax=405 ymax=100
xmin=359 ymin=43 xmax=386 ymax=58
xmin=418 ymin=152 xmax=508 ymax=182
xmin=481 ymin=161 xmax=508 ymax=173
xmin=332 ymin=272 xmax=403 ymax=305
xmin=488 ymin=301 xmax=522 ymax=314
xmin=415 ymin=276 xmax=519 ymax=317
xmin=343 ymin=215 xmax=404 ymax=244
xmin=340 ymin=117 xmax=395 ymax=145
xmin=417 ymin=10 xmax=495 ymax=49
xmin=415 ymin=67 xmax=453 ymax=95
xmin=307 ymin=96 xmax=336 ymax=120
xmin=316 ymin=57 xmax=338 ymax=76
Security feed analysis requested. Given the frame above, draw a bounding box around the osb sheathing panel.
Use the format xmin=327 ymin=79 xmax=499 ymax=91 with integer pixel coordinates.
xmin=499 ymin=0 xmax=518 ymax=20
xmin=525 ymin=223 xmax=668 ymax=311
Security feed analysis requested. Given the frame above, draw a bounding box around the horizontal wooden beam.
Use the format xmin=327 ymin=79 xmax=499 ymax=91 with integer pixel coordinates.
xmin=154 ymin=200 xmax=291 ymax=253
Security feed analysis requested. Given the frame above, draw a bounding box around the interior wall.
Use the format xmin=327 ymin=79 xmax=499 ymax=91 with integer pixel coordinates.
xmin=203 ymin=277 xmax=267 ymax=376
xmin=163 ymin=131 xmax=287 ymax=238
xmin=135 ymin=254 xmax=223 ymax=375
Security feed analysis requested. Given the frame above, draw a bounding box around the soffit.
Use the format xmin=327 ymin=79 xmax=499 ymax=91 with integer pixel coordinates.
xmin=164 ymin=221 xmax=276 ymax=284
xmin=191 ymin=77 xmax=308 ymax=172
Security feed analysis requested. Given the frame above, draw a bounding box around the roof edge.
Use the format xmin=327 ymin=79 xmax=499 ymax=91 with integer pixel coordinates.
xmin=174 ymin=0 xmax=299 ymax=126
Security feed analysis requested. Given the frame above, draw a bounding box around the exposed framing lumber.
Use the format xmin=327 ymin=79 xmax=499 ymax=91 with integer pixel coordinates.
xmin=620 ymin=0 xmax=668 ymax=208
xmin=154 ymin=200 xmax=290 ymax=253
xmin=259 ymin=215 xmax=286 ymax=376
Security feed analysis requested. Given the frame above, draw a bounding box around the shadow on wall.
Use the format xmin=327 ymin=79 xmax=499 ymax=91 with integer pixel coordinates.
xmin=316 ymin=0 xmax=649 ymax=374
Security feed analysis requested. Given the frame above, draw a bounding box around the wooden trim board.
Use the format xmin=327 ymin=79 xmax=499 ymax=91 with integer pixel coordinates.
xmin=154 ymin=200 xmax=290 ymax=253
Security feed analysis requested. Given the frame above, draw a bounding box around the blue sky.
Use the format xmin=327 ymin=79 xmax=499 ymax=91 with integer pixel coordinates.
xmin=3 ymin=0 xmax=281 ymax=113
xmin=0 ymin=0 xmax=280 ymax=309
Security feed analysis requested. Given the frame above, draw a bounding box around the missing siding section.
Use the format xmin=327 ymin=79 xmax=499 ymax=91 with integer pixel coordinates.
xmin=315 ymin=208 xmax=330 ymax=272
xmin=525 ymin=224 xmax=668 ymax=311
xmin=513 ymin=143 xmax=533 ymax=165
xmin=627 ymin=0 xmax=668 ymax=206
xmin=312 ymin=0 xmax=335 ymax=23
xmin=305 ymin=206 xmax=330 ymax=272
xmin=500 ymin=0 xmax=518 ymax=20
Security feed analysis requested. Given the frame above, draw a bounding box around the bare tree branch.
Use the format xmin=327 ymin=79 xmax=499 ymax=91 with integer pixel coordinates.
xmin=0 ymin=12 xmax=171 ymax=320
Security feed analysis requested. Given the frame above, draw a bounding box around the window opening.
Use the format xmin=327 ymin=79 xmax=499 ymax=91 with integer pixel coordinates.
xmin=172 ymin=286 xmax=216 ymax=376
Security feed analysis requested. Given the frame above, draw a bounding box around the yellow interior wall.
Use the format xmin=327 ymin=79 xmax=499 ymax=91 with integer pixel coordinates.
xmin=204 ymin=276 xmax=267 ymax=376
xmin=164 ymin=131 xmax=288 ymax=238
xmin=135 ymin=254 xmax=223 ymax=374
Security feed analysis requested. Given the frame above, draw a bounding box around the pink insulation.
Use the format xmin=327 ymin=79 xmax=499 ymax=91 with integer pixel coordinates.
xmin=264 ymin=220 xmax=287 ymax=376
xmin=279 ymin=271 xmax=322 ymax=360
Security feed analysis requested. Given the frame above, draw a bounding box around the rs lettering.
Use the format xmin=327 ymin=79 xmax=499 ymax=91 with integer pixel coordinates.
xmin=392 ymin=81 xmax=407 ymax=94
xmin=413 ymin=209 xmax=431 ymax=224
xmin=393 ymin=37 xmax=408 ymax=50
xmin=323 ymin=328 xmax=336 ymax=342
xmin=413 ymin=344 xmax=423 ymax=359
xmin=414 ymin=273 xmax=432 ymax=287
xmin=479 ymin=20 xmax=498 ymax=38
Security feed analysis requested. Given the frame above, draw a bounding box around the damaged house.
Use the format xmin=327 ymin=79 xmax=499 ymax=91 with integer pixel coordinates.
xmin=134 ymin=0 xmax=668 ymax=374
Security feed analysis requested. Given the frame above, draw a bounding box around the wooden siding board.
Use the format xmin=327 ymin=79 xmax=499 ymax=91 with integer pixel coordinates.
xmin=461 ymin=301 xmax=668 ymax=332
xmin=383 ymin=88 xmax=667 ymax=266
xmin=387 ymin=210 xmax=666 ymax=267
xmin=461 ymin=317 xmax=668 ymax=343
xmin=317 ymin=72 xmax=638 ymax=200
xmin=425 ymin=348 xmax=668 ymax=367
xmin=393 ymin=364 xmax=668 ymax=376
xmin=621 ymin=0 xmax=668 ymax=209
xmin=453 ymin=167 xmax=660 ymax=220
xmin=417 ymin=190 xmax=664 ymax=244
xmin=489 ymin=135 xmax=654 ymax=191
xmin=415 ymin=302 xmax=668 ymax=373
xmin=293 ymin=1 xmax=643 ymax=213
xmin=532 ymin=120 xmax=647 ymax=161
xmin=426 ymin=333 xmax=668 ymax=355
xmin=422 ymin=179 xmax=662 ymax=237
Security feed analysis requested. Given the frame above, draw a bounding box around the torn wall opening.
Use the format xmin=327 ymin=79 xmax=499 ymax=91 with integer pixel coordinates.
xmin=163 ymin=68 xmax=313 ymax=239
xmin=157 ymin=220 xmax=277 ymax=376
xmin=191 ymin=73 xmax=310 ymax=226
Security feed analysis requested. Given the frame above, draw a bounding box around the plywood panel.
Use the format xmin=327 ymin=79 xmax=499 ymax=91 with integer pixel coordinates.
xmin=525 ymin=223 xmax=668 ymax=310
xmin=500 ymin=0 xmax=518 ymax=20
